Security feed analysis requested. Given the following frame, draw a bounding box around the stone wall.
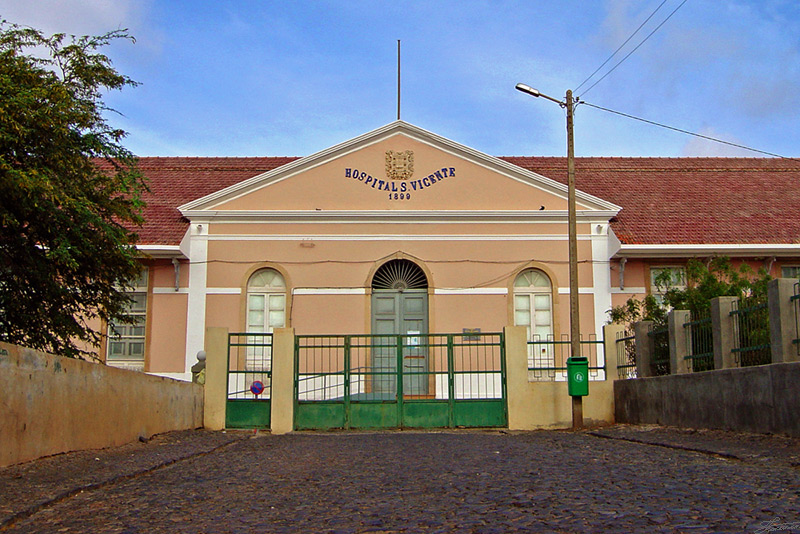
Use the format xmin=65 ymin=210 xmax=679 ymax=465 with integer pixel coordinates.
xmin=615 ymin=362 xmax=800 ymax=436
xmin=0 ymin=342 xmax=203 ymax=467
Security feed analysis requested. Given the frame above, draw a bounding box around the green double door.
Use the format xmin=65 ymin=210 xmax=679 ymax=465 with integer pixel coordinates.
xmin=371 ymin=289 xmax=429 ymax=396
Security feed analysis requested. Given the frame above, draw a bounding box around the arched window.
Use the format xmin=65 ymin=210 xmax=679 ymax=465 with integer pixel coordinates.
xmin=243 ymin=268 xmax=286 ymax=376
xmin=246 ymin=268 xmax=286 ymax=333
xmin=513 ymin=269 xmax=554 ymax=374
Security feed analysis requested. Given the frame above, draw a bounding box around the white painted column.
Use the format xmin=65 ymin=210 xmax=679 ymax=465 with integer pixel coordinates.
xmin=183 ymin=220 xmax=210 ymax=378
xmin=591 ymin=222 xmax=613 ymax=380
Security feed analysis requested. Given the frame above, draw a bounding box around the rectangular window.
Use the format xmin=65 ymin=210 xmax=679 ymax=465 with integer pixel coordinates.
xmin=649 ymin=266 xmax=686 ymax=306
xmin=782 ymin=266 xmax=800 ymax=279
xmin=107 ymin=269 xmax=148 ymax=371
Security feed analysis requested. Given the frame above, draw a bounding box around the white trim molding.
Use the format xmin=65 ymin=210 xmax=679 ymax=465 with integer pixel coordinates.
xmin=206 ymin=234 xmax=595 ymax=242
xmin=180 ymin=209 xmax=620 ymax=225
xmin=183 ymin=223 xmax=209 ymax=375
xmin=591 ymin=224 xmax=613 ymax=352
xmin=557 ymin=287 xmax=595 ymax=295
xmin=434 ymin=288 xmax=508 ymax=295
xmin=207 ymin=287 xmax=242 ymax=295
xmin=153 ymin=287 xmax=189 ymax=295
xmin=611 ymin=287 xmax=646 ymax=294
xmin=616 ymin=243 xmax=800 ymax=259
xmin=293 ymin=288 xmax=367 ymax=295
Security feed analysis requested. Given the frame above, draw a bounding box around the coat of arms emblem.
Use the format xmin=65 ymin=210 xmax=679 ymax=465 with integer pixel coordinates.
xmin=385 ymin=150 xmax=414 ymax=180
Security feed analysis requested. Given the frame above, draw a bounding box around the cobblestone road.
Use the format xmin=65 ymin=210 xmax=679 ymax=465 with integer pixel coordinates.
xmin=2 ymin=426 xmax=800 ymax=533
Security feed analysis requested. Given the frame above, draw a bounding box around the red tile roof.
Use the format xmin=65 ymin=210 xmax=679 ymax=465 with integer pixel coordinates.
xmin=134 ymin=157 xmax=298 ymax=245
xmin=132 ymin=156 xmax=800 ymax=247
xmin=503 ymin=157 xmax=800 ymax=245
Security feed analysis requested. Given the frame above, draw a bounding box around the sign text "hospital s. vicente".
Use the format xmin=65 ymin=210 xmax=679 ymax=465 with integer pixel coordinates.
xmin=344 ymin=166 xmax=456 ymax=201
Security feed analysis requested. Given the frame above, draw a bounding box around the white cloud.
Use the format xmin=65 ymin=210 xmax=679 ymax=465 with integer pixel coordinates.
xmin=0 ymin=0 xmax=148 ymax=35
xmin=597 ymin=0 xmax=641 ymax=48
xmin=680 ymin=127 xmax=754 ymax=157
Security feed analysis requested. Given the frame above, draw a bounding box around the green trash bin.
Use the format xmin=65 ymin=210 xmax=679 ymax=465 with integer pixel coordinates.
xmin=566 ymin=356 xmax=589 ymax=397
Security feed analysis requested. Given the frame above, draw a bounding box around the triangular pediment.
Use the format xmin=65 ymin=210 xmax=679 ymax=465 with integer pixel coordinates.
xmin=178 ymin=121 xmax=620 ymax=216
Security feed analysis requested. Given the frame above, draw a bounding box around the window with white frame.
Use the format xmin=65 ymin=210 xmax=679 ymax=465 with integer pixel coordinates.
xmin=513 ymin=269 xmax=554 ymax=370
xmin=245 ymin=269 xmax=286 ymax=371
xmin=649 ymin=266 xmax=686 ymax=305
xmin=107 ymin=269 xmax=148 ymax=371
xmin=247 ymin=268 xmax=286 ymax=333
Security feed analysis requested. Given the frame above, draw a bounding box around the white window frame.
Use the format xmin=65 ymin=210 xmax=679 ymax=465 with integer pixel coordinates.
xmin=649 ymin=265 xmax=687 ymax=306
xmin=513 ymin=269 xmax=555 ymax=374
xmin=106 ymin=269 xmax=149 ymax=371
xmin=245 ymin=269 xmax=287 ymax=372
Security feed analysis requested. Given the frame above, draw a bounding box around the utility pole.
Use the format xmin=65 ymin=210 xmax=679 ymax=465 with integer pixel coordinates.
xmin=515 ymin=83 xmax=584 ymax=430
xmin=566 ymin=89 xmax=582 ymax=430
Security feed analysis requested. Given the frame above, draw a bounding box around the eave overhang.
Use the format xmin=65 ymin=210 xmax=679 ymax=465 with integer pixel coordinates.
xmin=614 ymin=243 xmax=800 ymax=259
xmin=136 ymin=244 xmax=188 ymax=259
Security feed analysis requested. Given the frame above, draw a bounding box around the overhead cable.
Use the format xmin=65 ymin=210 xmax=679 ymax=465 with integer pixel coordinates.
xmin=574 ymin=0 xmax=669 ymax=93
xmin=580 ymin=101 xmax=787 ymax=158
xmin=579 ymin=0 xmax=689 ymax=98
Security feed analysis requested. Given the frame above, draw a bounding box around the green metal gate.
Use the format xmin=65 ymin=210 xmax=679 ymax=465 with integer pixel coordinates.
xmin=226 ymin=332 xmax=272 ymax=428
xmin=294 ymin=332 xmax=507 ymax=430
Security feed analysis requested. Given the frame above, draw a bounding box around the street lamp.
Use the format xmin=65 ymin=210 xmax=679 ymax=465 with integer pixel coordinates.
xmin=516 ymin=83 xmax=582 ymax=429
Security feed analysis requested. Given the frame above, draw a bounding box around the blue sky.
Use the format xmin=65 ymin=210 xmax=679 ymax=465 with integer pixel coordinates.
xmin=3 ymin=1 xmax=800 ymax=158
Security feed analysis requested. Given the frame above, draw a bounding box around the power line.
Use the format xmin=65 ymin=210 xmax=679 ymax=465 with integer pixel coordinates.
xmin=574 ymin=0 xmax=669 ymax=93
xmin=579 ymin=0 xmax=689 ymax=98
xmin=580 ymin=100 xmax=787 ymax=158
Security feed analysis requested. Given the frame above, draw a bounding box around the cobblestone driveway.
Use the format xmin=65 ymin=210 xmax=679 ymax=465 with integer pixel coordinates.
xmin=2 ymin=426 xmax=800 ymax=533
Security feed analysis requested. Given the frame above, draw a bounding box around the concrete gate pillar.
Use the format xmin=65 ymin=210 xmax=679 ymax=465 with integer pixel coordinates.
xmin=669 ymin=310 xmax=691 ymax=374
xmin=603 ymin=323 xmax=626 ymax=379
xmin=504 ymin=325 xmax=529 ymax=430
xmin=711 ymin=296 xmax=738 ymax=369
xmin=203 ymin=327 xmax=229 ymax=430
xmin=769 ymin=278 xmax=799 ymax=363
xmin=270 ymin=328 xmax=296 ymax=435
xmin=633 ymin=321 xmax=654 ymax=377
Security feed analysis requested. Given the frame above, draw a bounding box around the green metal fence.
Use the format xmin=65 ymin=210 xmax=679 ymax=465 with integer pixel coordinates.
xmin=615 ymin=330 xmax=637 ymax=379
xmin=792 ymin=282 xmax=800 ymax=356
xmin=527 ymin=335 xmax=605 ymax=381
xmin=294 ymin=332 xmax=506 ymax=430
xmin=226 ymin=332 xmax=272 ymax=428
xmin=648 ymin=324 xmax=670 ymax=376
xmin=731 ymin=297 xmax=771 ymax=367
xmin=684 ymin=310 xmax=714 ymax=372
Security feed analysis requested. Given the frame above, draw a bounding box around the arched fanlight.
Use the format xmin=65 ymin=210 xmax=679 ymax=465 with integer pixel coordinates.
xmin=514 ymin=269 xmax=551 ymax=289
xmin=372 ymin=259 xmax=427 ymax=291
xmin=248 ymin=268 xmax=285 ymax=289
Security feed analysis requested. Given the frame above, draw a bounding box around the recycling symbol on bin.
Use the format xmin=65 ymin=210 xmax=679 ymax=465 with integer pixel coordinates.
xmin=574 ymin=371 xmax=585 ymax=382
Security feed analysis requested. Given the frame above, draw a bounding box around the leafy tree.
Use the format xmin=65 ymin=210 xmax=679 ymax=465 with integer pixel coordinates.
xmin=609 ymin=257 xmax=772 ymax=372
xmin=0 ymin=21 xmax=146 ymax=358
xmin=608 ymin=257 xmax=772 ymax=328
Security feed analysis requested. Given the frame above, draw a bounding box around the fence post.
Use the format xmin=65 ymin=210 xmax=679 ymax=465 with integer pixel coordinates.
xmin=504 ymin=325 xmax=530 ymax=430
xmin=669 ymin=310 xmax=690 ymax=374
xmin=270 ymin=327 xmax=296 ymax=435
xmin=769 ymin=278 xmax=799 ymax=363
xmin=603 ymin=323 xmax=625 ymax=379
xmin=711 ymin=296 xmax=738 ymax=369
xmin=203 ymin=327 xmax=229 ymax=431
xmin=633 ymin=321 xmax=654 ymax=378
